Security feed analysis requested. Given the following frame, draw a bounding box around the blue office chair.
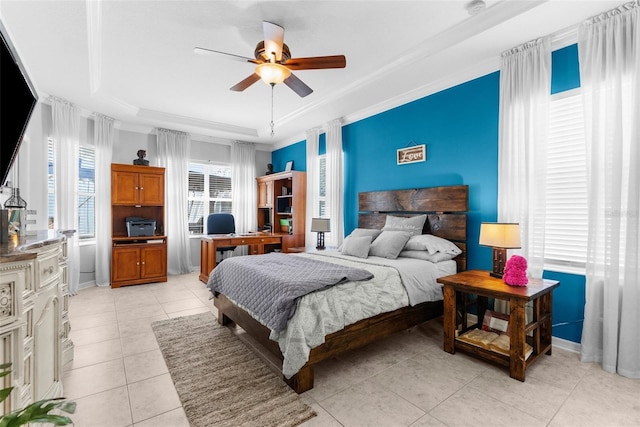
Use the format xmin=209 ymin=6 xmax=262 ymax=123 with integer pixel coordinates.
xmin=207 ymin=213 xmax=236 ymax=264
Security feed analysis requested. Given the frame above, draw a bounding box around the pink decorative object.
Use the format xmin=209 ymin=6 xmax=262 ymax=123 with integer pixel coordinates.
xmin=503 ymin=255 xmax=528 ymax=286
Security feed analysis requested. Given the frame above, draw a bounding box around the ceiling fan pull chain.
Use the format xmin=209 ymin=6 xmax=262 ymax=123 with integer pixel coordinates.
xmin=270 ymin=83 xmax=275 ymax=137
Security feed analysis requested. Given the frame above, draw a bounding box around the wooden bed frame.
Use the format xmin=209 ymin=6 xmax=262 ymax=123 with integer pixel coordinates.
xmin=213 ymin=185 xmax=468 ymax=393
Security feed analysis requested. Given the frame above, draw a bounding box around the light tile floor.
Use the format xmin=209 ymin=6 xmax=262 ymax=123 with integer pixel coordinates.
xmin=63 ymin=272 xmax=640 ymax=427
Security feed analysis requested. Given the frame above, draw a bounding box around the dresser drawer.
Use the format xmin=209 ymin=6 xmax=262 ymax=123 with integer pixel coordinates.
xmin=36 ymin=252 xmax=59 ymax=287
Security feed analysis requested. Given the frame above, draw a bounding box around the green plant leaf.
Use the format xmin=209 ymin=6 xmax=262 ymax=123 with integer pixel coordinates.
xmin=0 ymin=387 xmax=14 ymax=403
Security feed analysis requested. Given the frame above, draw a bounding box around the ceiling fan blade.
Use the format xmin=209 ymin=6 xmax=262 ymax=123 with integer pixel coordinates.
xmin=284 ymin=73 xmax=313 ymax=97
xmin=284 ymin=55 xmax=346 ymax=70
xmin=230 ymin=73 xmax=261 ymax=92
xmin=194 ymin=47 xmax=259 ymax=64
xmin=263 ymin=21 xmax=284 ymax=61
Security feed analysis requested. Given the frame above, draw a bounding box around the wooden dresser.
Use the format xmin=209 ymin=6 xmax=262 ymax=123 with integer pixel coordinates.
xmin=0 ymin=230 xmax=73 ymax=415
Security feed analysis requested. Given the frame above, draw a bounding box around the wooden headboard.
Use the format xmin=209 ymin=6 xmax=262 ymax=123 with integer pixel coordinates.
xmin=357 ymin=185 xmax=468 ymax=271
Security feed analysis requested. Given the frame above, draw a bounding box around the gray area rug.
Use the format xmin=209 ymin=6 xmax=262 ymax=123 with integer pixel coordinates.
xmin=151 ymin=312 xmax=316 ymax=427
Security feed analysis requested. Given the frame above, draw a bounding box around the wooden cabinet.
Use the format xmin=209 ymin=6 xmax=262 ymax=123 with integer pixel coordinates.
xmin=111 ymin=164 xmax=167 ymax=288
xmin=0 ymin=232 xmax=71 ymax=416
xmin=112 ymin=240 xmax=167 ymax=285
xmin=258 ymin=179 xmax=273 ymax=208
xmin=256 ymin=171 xmax=306 ymax=252
xmin=112 ymin=164 xmax=164 ymax=205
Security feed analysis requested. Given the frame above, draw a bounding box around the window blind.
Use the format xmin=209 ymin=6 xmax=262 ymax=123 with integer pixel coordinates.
xmin=188 ymin=162 xmax=232 ymax=234
xmin=545 ymin=89 xmax=588 ymax=270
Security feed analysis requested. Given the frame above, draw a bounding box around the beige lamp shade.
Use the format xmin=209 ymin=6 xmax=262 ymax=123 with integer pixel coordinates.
xmin=311 ymin=218 xmax=331 ymax=232
xmin=479 ymin=223 xmax=521 ymax=249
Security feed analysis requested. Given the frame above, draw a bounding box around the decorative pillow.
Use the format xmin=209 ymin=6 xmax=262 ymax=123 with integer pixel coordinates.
xmin=369 ymin=230 xmax=412 ymax=259
xmin=398 ymin=250 xmax=457 ymax=263
xmin=348 ymin=228 xmax=383 ymax=241
xmin=340 ymin=235 xmax=373 ymax=258
xmin=338 ymin=228 xmax=382 ymax=251
xmin=404 ymin=234 xmax=462 ymax=256
xmin=381 ymin=214 xmax=427 ymax=236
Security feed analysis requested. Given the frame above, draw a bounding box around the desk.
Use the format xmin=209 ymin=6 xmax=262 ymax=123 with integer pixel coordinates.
xmin=199 ymin=233 xmax=282 ymax=283
xmin=438 ymin=270 xmax=559 ymax=382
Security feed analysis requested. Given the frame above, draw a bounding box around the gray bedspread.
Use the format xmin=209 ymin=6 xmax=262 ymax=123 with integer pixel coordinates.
xmin=207 ymin=252 xmax=373 ymax=331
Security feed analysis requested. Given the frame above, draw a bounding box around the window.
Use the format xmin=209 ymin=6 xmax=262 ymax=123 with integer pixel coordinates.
xmin=188 ymin=162 xmax=232 ymax=234
xmin=544 ymin=89 xmax=588 ymax=271
xmin=318 ymin=155 xmax=326 ymax=217
xmin=47 ymin=139 xmax=95 ymax=239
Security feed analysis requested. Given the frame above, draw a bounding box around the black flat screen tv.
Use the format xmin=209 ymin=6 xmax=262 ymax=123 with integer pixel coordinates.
xmin=0 ymin=21 xmax=38 ymax=186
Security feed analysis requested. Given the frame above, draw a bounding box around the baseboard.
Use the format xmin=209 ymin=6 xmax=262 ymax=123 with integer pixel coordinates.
xmin=552 ymin=336 xmax=581 ymax=354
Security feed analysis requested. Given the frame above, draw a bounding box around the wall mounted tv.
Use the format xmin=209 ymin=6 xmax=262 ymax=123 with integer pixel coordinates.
xmin=0 ymin=21 xmax=38 ymax=186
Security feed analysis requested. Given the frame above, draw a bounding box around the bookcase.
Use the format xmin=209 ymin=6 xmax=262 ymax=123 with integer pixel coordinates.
xmin=256 ymin=170 xmax=306 ymax=252
xmin=111 ymin=164 xmax=167 ymax=288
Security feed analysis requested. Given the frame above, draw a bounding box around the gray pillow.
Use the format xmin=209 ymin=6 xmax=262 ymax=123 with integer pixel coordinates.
xmin=340 ymin=235 xmax=373 ymax=258
xmin=382 ymin=214 xmax=427 ymax=236
xmin=399 ymin=250 xmax=457 ymax=263
xmin=404 ymin=234 xmax=462 ymax=255
xmin=369 ymin=230 xmax=412 ymax=259
xmin=349 ymin=228 xmax=383 ymax=241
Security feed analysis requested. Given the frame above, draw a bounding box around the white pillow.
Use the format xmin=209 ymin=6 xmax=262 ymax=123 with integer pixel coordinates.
xmin=382 ymin=214 xmax=427 ymax=236
xmin=369 ymin=230 xmax=412 ymax=259
xmin=399 ymin=250 xmax=457 ymax=263
xmin=404 ymin=234 xmax=462 ymax=256
xmin=340 ymin=235 xmax=373 ymax=258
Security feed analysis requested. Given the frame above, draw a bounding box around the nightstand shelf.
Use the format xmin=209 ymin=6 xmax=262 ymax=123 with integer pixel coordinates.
xmin=438 ymin=270 xmax=559 ymax=381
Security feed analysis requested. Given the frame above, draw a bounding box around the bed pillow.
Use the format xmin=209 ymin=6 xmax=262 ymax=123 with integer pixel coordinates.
xmin=340 ymin=235 xmax=373 ymax=258
xmin=399 ymin=250 xmax=457 ymax=263
xmin=348 ymin=228 xmax=383 ymax=241
xmin=381 ymin=214 xmax=427 ymax=236
xmin=404 ymin=234 xmax=462 ymax=256
xmin=369 ymin=230 xmax=412 ymax=259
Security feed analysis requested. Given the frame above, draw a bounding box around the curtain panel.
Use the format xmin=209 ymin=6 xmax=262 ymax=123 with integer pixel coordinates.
xmin=156 ymin=128 xmax=192 ymax=275
xmin=325 ymin=119 xmax=344 ymax=248
xmin=497 ymin=37 xmax=552 ymax=279
xmin=93 ymin=113 xmax=114 ymax=286
xmin=578 ymin=1 xmax=640 ymax=379
xmin=51 ymin=96 xmax=81 ymax=294
xmin=231 ymin=141 xmax=257 ymax=236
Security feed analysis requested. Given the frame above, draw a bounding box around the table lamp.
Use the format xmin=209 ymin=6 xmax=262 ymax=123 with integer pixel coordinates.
xmin=311 ymin=218 xmax=331 ymax=250
xmin=479 ymin=222 xmax=521 ymax=278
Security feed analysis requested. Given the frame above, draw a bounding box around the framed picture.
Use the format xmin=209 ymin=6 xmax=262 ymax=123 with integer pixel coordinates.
xmin=285 ymin=160 xmax=294 ymax=171
xmin=397 ymin=144 xmax=426 ymax=165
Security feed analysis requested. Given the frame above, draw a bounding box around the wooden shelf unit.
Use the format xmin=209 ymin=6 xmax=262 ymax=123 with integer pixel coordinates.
xmin=111 ymin=164 xmax=167 ymax=288
xmin=256 ymin=171 xmax=306 ymax=252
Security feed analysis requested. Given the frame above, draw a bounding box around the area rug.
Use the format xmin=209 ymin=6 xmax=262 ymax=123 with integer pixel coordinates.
xmin=151 ymin=312 xmax=316 ymax=427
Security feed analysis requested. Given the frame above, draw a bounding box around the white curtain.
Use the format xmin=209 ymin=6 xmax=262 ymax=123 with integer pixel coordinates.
xmin=231 ymin=141 xmax=257 ymax=236
xmin=578 ymin=2 xmax=640 ymax=379
xmin=325 ymin=119 xmax=344 ymax=248
xmin=93 ymin=114 xmax=114 ymax=287
xmin=156 ymin=128 xmax=192 ymax=275
xmin=51 ymin=97 xmax=80 ymax=294
xmin=305 ymin=128 xmax=320 ymax=248
xmin=497 ymin=37 xmax=551 ymax=279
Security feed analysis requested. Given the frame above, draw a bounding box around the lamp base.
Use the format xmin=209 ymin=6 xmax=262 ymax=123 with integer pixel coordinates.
xmin=491 ymin=247 xmax=507 ymax=279
xmin=316 ymin=231 xmax=325 ymax=250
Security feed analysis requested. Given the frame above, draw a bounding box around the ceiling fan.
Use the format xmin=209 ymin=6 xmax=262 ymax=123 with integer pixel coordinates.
xmin=194 ymin=21 xmax=346 ymax=98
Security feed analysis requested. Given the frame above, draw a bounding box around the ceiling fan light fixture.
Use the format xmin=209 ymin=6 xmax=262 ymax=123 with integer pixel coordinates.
xmin=256 ymin=62 xmax=291 ymax=85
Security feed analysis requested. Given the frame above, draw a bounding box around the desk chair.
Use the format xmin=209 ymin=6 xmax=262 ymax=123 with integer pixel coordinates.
xmin=207 ymin=213 xmax=236 ymax=264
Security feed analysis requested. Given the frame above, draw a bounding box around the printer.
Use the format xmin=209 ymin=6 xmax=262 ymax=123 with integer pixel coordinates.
xmin=126 ymin=217 xmax=156 ymax=237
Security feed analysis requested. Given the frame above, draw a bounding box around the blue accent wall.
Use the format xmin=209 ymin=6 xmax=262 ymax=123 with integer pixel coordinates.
xmin=271 ymin=44 xmax=586 ymax=344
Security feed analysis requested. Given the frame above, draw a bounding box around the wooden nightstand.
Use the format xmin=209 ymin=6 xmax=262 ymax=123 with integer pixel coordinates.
xmin=438 ymin=270 xmax=559 ymax=382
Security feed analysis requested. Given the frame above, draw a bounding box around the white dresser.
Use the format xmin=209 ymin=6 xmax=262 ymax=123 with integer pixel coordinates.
xmin=0 ymin=231 xmax=73 ymax=415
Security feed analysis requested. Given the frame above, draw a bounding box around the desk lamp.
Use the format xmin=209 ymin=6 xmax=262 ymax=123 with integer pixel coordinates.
xmin=479 ymin=223 xmax=521 ymax=278
xmin=311 ymin=218 xmax=331 ymax=250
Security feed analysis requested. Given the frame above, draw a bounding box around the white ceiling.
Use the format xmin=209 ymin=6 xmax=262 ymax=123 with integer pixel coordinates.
xmin=0 ymin=0 xmax=625 ymax=149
